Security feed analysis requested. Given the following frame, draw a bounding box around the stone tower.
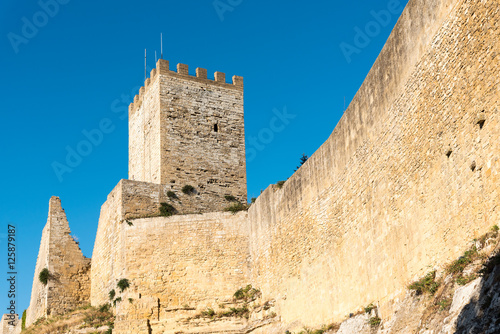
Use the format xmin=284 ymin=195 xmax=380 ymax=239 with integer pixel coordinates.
xmin=128 ymin=59 xmax=247 ymax=208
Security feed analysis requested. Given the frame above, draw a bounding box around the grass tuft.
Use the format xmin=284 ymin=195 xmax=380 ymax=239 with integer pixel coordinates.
xmin=224 ymin=202 xmax=248 ymax=214
xmin=408 ymin=271 xmax=440 ymax=295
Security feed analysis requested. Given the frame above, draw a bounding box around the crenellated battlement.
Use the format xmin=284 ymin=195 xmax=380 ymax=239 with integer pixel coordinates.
xmin=128 ymin=59 xmax=243 ymax=114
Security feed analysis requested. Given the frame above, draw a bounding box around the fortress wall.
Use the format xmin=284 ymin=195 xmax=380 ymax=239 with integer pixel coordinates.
xmin=26 ymin=197 xmax=91 ymax=327
xmin=249 ymin=0 xmax=500 ymax=327
xmin=113 ymin=211 xmax=250 ymax=333
xmin=25 ymin=222 xmax=49 ymax=326
xmin=91 ymin=182 xmax=125 ymax=306
xmin=91 ymin=179 xmax=251 ymax=313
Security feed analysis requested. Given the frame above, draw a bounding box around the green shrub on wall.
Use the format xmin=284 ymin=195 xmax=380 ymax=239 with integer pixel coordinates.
xmin=182 ymin=185 xmax=195 ymax=194
xmin=21 ymin=310 xmax=26 ymax=330
xmin=159 ymin=203 xmax=177 ymax=216
xmin=39 ymin=268 xmax=50 ymax=285
xmin=117 ymin=279 xmax=130 ymax=292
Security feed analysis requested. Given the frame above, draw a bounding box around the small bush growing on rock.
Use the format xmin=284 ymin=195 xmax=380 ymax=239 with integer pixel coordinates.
xmin=182 ymin=185 xmax=195 ymax=194
xmin=108 ymin=289 xmax=115 ymax=301
xmin=233 ymin=284 xmax=261 ymax=302
xmin=167 ymin=191 xmax=178 ymax=199
xmin=364 ymin=303 xmax=376 ymax=313
xmin=113 ymin=297 xmax=122 ymax=306
xmin=117 ymin=279 xmax=130 ymax=292
xmin=201 ymin=308 xmax=215 ymax=317
xmin=446 ymin=246 xmax=478 ymax=275
xmin=438 ymin=298 xmax=452 ymax=311
xmin=224 ymin=202 xmax=248 ymax=214
xmin=276 ymin=180 xmax=286 ymax=189
xmin=369 ymin=316 xmax=381 ymax=327
xmin=408 ymin=271 xmax=439 ymax=295
xmin=456 ymin=274 xmax=477 ymax=286
xmin=225 ymin=195 xmax=237 ymax=201
xmin=251 ymin=197 xmax=256 ymax=203
xmin=99 ymin=303 xmax=111 ymax=313
xmin=39 ymin=268 xmax=50 ymax=285
xmin=159 ymin=202 xmax=177 ymax=217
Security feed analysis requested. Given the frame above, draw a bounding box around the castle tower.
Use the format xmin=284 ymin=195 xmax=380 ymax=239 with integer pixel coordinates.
xmin=128 ymin=59 xmax=247 ymax=206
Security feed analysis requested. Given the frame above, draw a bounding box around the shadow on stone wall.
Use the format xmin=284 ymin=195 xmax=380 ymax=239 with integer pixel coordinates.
xmin=455 ymin=253 xmax=500 ymax=333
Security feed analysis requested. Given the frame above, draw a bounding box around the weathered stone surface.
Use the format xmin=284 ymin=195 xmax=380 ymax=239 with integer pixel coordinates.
xmin=0 ymin=314 xmax=21 ymax=334
xmin=25 ymin=197 xmax=91 ymax=327
xmin=248 ymin=0 xmax=500 ymax=327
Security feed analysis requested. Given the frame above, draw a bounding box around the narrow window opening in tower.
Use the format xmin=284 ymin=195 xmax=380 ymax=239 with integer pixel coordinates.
xmin=157 ymin=298 xmax=161 ymax=321
xmin=214 ymin=124 xmax=218 ymax=132
xmin=477 ymin=119 xmax=485 ymax=129
xmin=147 ymin=319 xmax=152 ymax=334
xmin=446 ymin=150 xmax=452 ymax=158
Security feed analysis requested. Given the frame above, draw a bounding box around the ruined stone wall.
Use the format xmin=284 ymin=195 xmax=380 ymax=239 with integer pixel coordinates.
xmin=128 ymin=59 xmax=247 ymax=211
xmin=25 ymin=217 xmax=49 ymax=326
xmin=248 ymin=0 xmax=500 ymax=327
xmin=0 ymin=314 xmax=21 ymax=334
xmin=91 ymin=180 xmax=251 ymax=316
xmin=26 ymin=197 xmax=91 ymax=327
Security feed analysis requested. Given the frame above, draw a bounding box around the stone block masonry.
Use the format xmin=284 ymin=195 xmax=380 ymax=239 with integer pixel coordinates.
xmin=91 ymin=180 xmax=251 ymax=311
xmin=112 ymin=211 xmax=250 ymax=333
xmin=248 ymin=0 xmax=500 ymax=328
xmin=0 ymin=314 xmax=21 ymax=334
xmin=129 ymin=59 xmax=247 ymax=212
xmin=25 ymin=197 xmax=91 ymax=327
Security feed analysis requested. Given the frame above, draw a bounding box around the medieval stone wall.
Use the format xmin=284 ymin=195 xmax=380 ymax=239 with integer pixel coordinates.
xmin=248 ymin=0 xmax=499 ymax=328
xmin=112 ymin=211 xmax=250 ymax=333
xmin=0 ymin=314 xmax=20 ymax=334
xmin=26 ymin=197 xmax=91 ymax=327
xmin=91 ymin=180 xmax=251 ymax=315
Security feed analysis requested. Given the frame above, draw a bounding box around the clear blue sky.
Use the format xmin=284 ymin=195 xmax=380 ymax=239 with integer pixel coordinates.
xmin=0 ymin=0 xmax=408 ymax=315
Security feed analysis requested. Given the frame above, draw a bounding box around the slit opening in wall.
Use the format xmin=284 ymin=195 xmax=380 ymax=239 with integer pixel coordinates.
xmin=477 ymin=111 xmax=486 ymax=129
xmin=446 ymin=150 xmax=452 ymax=158
xmin=214 ymin=124 xmax=218 ymax=132
xmin=471 ymin=161 xmax=476 ymax=172
xmin=477 ymin=119 xmax=485 ymax=129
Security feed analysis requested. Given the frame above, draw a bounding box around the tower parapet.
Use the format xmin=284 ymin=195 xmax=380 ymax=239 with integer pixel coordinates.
xmin=129 ymin=59 xmax=244 ymax=115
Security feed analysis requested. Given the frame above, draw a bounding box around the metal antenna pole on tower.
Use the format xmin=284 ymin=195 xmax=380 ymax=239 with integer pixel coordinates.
xmin=155 ymin=50 xmax=157 ymax=63
xmin=161 ymin=33 xmax=163 ymax=59
xmin=145 ymin=49 xmax=147 ymax=81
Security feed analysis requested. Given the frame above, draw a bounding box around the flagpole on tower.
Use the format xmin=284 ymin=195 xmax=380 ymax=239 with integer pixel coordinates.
xmin=145 ymin=49 xmax=147 ymax=81
xmin=161 ymin=33 xmax=163 ymax=59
